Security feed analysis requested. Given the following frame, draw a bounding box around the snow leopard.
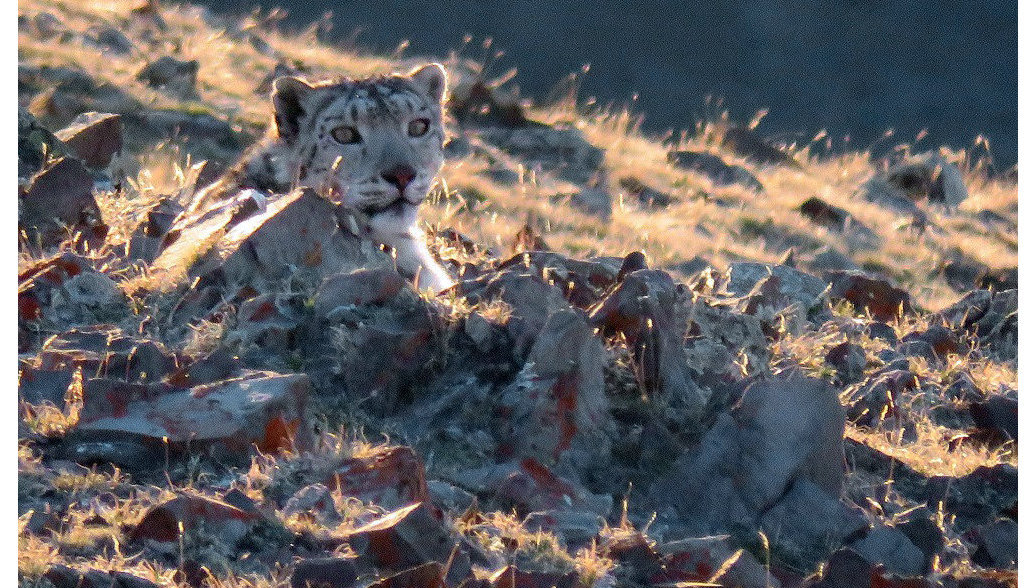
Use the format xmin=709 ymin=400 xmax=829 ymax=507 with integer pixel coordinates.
xmin=186 ymin=63 xmax=453 ymax=291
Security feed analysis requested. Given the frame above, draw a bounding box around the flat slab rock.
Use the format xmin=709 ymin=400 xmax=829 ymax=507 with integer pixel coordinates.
xmin=154 ymin=187 xmax=391 ymax=289
xmin=67 ymin=371 xmax=311 ymax=467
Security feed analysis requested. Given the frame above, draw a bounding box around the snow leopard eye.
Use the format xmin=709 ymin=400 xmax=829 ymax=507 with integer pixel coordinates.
xmin=331 ymin=125 xmax=362 ymax=144
xmin=407 ymin=118 xmax=430 ymax=137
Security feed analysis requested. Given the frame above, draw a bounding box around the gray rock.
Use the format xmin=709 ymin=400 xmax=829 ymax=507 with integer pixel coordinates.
xmin=139 ymin=109 xmax=238 ymax=148
xmin=30 ymin=12 xmax=66 ymax=40
xmin=290 ymin=558 xmax=359 ymax=588
xmin=825 ymin=342 xmax=866 ymax=384
xmin=499 ymin=308 xmax=609 ymax=463
xmin=724 ymin=262 xmax=828 ymax=310
xmin=426 ymin=479 xmax=477 ymax=516
xmin=652 ymin=376 xmax=850 ymax=568
xmin=923 ymin=464 xmax=1017 ymax=527
xmin=722 ymin=125 xmax=801 ymax=167
xmin=155 ymin=188 xmax=391 ymax=293
xmin=479 ymin=165 xmax=522 ymax=185
xmin=457 ymin=266 xmax=571 ymax=359
xmin=758 ymin=478 xmax=870 ymax=570
xmin=570 ymin=186 xmax=613 ymax=219
xmin=136 ymin=56 xmax=199 ymax=96
xmin=895 ymin=510 xmax=945 ymax=572
xmin=589 ymin=269 xmax=704 ymax=415
xmin=808 ymin=246 xmax=860 ymax=273
xmin=850 ymin=524 xmax=926 ymax=577
xmin=618 ymin=176 xmax=674 ymax=208
xmin=19 ymin=156 xmax=106 ymax=248
xmin=888 ymin=152 xmax=969 ymax=207
xmin=972 ymin=518 xmax=1017 ymax=569
xmin=479 ymin=123 xmax=604 ymax=184
xmin=18 ymin=366 xmax=74 ymax=407
xmin=667 ymin=150 xmax=763 ymax=191
xmin=798 ymin=196 xmax=851 ymax=230
xmin=84 ymin=26 xmax=135 ymax=54
xmin=312 ymin=268 xmax=412 ymax=318
xmin=969 ymin=395 xmax=1018 ymax=443
xmin=732 ymin=376 xmax=847 ymax=509
xmin=70 ymin=371 xmax=312 ymax=467
xmin=667 ymin=256 xmax=711 ymax=276
xmin=54 ymin=112 xmax=122 ymax=169
xmin=17 ymin=107 xmax=70 ymax=179
xmin=973 ymin=289 xmax=1016 ymax=361
xmin=524 ymin=509 xmax=603 ymax=548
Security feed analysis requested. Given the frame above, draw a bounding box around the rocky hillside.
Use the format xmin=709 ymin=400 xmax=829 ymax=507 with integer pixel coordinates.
xmin=17 ymin=0 xmax=1018 ymax=587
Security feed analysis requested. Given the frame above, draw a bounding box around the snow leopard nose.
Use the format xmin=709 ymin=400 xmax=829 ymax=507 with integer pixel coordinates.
xmin=381 ymin=165 xmax=416 ymax=192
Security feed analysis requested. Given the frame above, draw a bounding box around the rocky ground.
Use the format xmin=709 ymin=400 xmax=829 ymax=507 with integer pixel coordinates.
xmin=17 ymin=0 xmax=1018 ymax=587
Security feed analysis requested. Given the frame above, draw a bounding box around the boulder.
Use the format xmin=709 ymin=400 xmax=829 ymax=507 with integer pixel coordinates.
xmin=722 ymin=125 xmax=800 ymax=167
xmin=32 ymin=326 xmax=176 ymax=384
xmin=487 ymin=566 xmax=580 ymax=588
xmin=895 ymin=510 xmax=946 ymax=573
xmin=973 ymin=290 xmax=1016 ymax=361
xmin=498 ymin=250 xmax=620 ymax=309
xmin=846 ymin=369 xmax=919 ymax=427
xmin=850 ymin=525 xmax=926 ymax=577
xmin=826 ymin=270 xmax=912 ymax=322
xmin=18 ymin=106 xmax=70 ymax=179
xmin=154 ymin=188 xmax=390 ymax=293
xmin=126 ymin=197 xmax=182 ymax=264
xmin=969 ymin=395 xmax=1018 ymax=444
xmin=652 ymin=376 xmax=855 ymax=568
xmin=43 ymin=565 xmax=161 ymax=588
xmin=53 ymin=112 xmax=122 ymax=169
xmin=346 ymin=503 xmax=471 ymax=583
xmin=971 ymin=518 xmax=1017 ymax=570
xmin=469 ymin=459 xmax=611 ymax=518
xmin=523 ymin=509 xmax=602 ymax=549
xmin=887 ymin=152 xmax=969 ymax=207
xmin=136 ymin=56 xmax=199 ymax=96
xmin=456 ymin=266 xmax=571 ymax=360
xmin=825 ymin=341 xmax=867 ymax=384
xmin=129 ymin=493 xmax=262 ymax=545
xmin=68 ymin=371 xmax=311 ymax=467
xmin=19 ymin=156 xmax=107 ymax=249
xmin=618 ymin=176 xmax=674 ymax=208
xmin=757 ymin=478 xmax=871 ymax=572
xmin=901 ymin=325 xmax=964 ymax=359
xmin=498 ymin=309 xmax=609 ymax=463
xmin=667 ymin=150 xmax=763 ymax=191
xmin=290 ymin=557 xmax=359 ymax=588
xmin=655 ymin=536 xmax=777 ymax=588
xmin=313 ymin=268 xmax=412 ymax=317
xmin=808 ymin=246 xmax=860 ymax=273
xmin=18 ymin=365 xmax=75 ymax=407
xmin=589 ymin=267 xmax=705 ymax=416
xmin=370 ymin=562 xmax=447 ymax=588
xmin=84 ymin=26 xmax=135 ymax=54
xmin=478 ymin=123 xmax=604 ymax=184
xmin=923 ymin=464 xmax=1017 ymax=527
xmin=569 ymin=186 xmax=612 ymax=219
xmin=18 ymin=252 xmax=97 ymax=322
xmin=723 ymin=262 xmax=828 ymax=309
xmin=798 ymin=196 xmax=852 ymax=230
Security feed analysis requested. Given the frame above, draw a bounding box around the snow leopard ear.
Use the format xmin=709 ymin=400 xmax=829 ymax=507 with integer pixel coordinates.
xmin=408 ymin=63 xmax=447 ymax=103
xmin=272 ymin=76 xmax=314 ymax=142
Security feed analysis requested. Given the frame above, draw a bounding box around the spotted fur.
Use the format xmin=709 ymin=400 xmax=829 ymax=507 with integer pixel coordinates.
xmin=189 ymin=63 xmax=453 ymax=291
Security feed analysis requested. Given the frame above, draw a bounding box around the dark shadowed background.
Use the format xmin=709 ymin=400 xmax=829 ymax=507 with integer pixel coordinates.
xmin=198 ymin=0 xmax=1018 ymax=164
